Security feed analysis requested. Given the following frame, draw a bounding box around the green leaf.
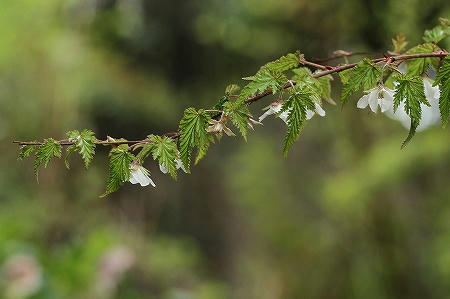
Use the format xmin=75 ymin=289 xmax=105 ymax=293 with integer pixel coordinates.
xmin=178 ymin=108 xmax=211 ymax=172
xmin=282 ymin=88 xmax=314 ymax=156
xmin=434 ymin=55 xmax=450 ymax=127
xmin=423 ymin=18 xmax=450 ymax=43
xmin=340 ymin=59 xmax=381 ymax=106
xmin=101 ymin=144 xmax=135 ymax=198
xmin=225 ymin=84 xmax=240 ymax=95
xmin=64 ymin=145 xmax=77 ymax=169
xmin=236 ymin=52 xmax=302 ymax=105
xmin=223 ymin=102 xmax=251 ymax=140
xmin=393 ymin=75 xmax=428 ymax=147
xmin=263 ymin=52 xmax=302 ymax=73
xmin=390 ymin=33 xmax=408 ymax=55
xmin=405 ymin=43 xmax=441 ymax=76
xmin=148 ymin=135 xmax=178 ymax=180
xmin=66 ymin=129 xmax=97 ymax=169
xmin=292 ymin=68 xmax=332 ymax=104
xmin=18 ymin=144 xmax=36 ymax=161
xmin=34 ymin=138 xmax=62 ymax=180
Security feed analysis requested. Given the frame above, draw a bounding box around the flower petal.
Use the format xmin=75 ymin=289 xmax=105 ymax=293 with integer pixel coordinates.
xmin=306 ymin=109 xmax=315 ymax=120
xmin=368 ymin=90 xmax=379 ymax=113
xmin=159 ymin=163 xmax=168 ymax=174
xmin=279 ymin=110 xmax=290 ymax=125
xmin=314 ymin=103 xmax=326 ymax=117
xmin=357 ymin=95 xmax=369 ymax=109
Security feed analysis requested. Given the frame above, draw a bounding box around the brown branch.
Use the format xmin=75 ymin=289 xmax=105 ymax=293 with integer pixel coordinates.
xmin=312 ymin=51 xmax=377 ymax=63
xmin=14 ymin=51 xmax=449 ymax=147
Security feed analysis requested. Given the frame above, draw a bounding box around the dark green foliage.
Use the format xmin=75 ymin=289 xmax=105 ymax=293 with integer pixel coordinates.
xmin=178 ymin=108 xmax=211 ymax=172
xmin=34 ymin=138 xmax=62 ymax=180
xmin=101 ymin=144 xmax=135 ymax=198
xmin=393 ymin=75 xmax=428 ymax=147
xmin=433 ymin=55 xmax=450 ymax=127
xmin=340 ymin=59 xmax=381 ymax=106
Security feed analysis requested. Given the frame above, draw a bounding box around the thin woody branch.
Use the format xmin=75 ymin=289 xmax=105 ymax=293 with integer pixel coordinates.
xmin=13 ymin=51 xmax=449 ymax=147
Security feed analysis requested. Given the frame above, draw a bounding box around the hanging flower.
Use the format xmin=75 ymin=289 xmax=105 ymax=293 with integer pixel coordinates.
xmin=383 ymin=78 xmax=441 ymax=131
xmin=306 ymin=103 xmax=326 ymax=120
xmin=206 ymin=113 xmax=235 ymax=136
xmin=258 ymin=99 xmax=289 ymax=125
xmin=129 ymin=162 xmax=155 ymax=187
xmin=159 ymin=158 xmax=187 ymax=174
xmin=357 ymin=85 xmax=394 ymax=113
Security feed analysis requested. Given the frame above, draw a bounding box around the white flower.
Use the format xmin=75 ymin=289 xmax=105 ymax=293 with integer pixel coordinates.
xmin=259 ymin=100 xmax=325 ymax=124
xmin=357 ymin=85 xmax=394 ymax=113
xmin=129 ymin=162 xmax=155 ymax=187
xmin=383 ymin=78 xmax=441 ymax=131
xmin=258 ymin=100 xmax=289 ymax=124
xmin=160 ymin=158 xmax=187 ymax=174
xmin=206 ymin=114 xmax=235 ymax=136
xmin=306 ymin=103 xmax=326 ymax=120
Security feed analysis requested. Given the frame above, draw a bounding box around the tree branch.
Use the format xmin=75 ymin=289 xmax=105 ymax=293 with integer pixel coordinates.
xmin=13 ymin=51 xmax=449 ymax=147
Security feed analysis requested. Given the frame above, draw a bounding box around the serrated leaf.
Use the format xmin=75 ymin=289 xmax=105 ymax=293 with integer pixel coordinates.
xmin=393 ymin=75 xmax=428 ymax=147
xmin=434 ymin=55 xmax=450 ymax=127
xmin=292 ymin=68 xmax=332 ymax=104
xmin=282 ymin=88 xmax=314 ymax=156
xmin=178 ymin=108 xmax=211 ymax=172
xmin=18 ymin=145 xmax=36 ymax=161
xmin=148 ymin=135 xmax=178 ymax=180
xmin=405 ymin=43 xmax=441 ymax=76
xmin=340 ymin=59 xmax=381 ymax=106
xmin=66 ymin=129 xmax=96 ymax=169
xmin=423 ymin=18 xmax=450 ymax=43
xmin=34 ymin=138 xmax=62 ymax=180
xmin=223 ymin=102 xmax=250 ymax=140
xmin=225 ymin=84 xmax=240 ymax=95
xmin=101 ymin=144 xmax=135 ymax=198
xmin=390 ymin=33 xmax=408 ymax=55
xmin=236 ymin=52 xmax=301 ymax=105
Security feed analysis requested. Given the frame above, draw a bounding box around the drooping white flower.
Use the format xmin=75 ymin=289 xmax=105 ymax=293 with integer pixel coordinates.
xmin=129 ymin=162 xmax=155 ymax=187
xmin=306 ymin=103 xmax=326 ymax=120
xmin=383 ymin=78 xmax=441 ymax=131
xmin=206 ymin=113 xmax=235 ymax=136
xmin=159 ymin=158 xmax=187 ymax=174
xmin=258 ymin=100 xmax=289 ymax=125
xmin=357 ymin=85 xmax=394 ymax=113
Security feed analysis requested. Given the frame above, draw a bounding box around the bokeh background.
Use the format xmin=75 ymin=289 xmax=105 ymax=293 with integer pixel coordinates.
xmin=1 ymin=0 xmax=450 ymax=298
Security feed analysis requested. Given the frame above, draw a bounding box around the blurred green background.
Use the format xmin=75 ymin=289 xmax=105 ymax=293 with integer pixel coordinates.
xmin=1 ymin=0 xmax=450 ymax=298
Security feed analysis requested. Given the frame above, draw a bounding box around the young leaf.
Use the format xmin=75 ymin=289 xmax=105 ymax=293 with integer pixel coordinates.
xmin=405 ymin=43 xmax=441 ymax=76
xmin=423 ymin=18 xmax=450 ymax=43
xmin=282 ymin=88 xmax=315 ymax=156
xmin=389 ymin=33 xmax=408 ymax=55
xmin=263 ymin=52 xmax=302 ymax=73
xmin=341 ymin=59 xmax=381 ymax=106
xmin=292 ymin=67 xmax=333 ymax=104
xmin=66 ymin=129 xmax=97 ymax=169
xmin=178 ymin=108 xmax=211 ymax=172
xmin=34 ymin=138 xmax=62 ymax=180
xmin=393 ymin=75 xmax=428 ymax=147
xmin=148 ymin=135 xmax=178 ymax=180
xmin=433 ymin=55 xmax=450 ymax=127
xmin=101 ymin=144 xmax=135 ymax=197
xmin=18 ymin=145 xmax=36 ymax=161
xmin=223 ymin=102 xmax=251 ymax=140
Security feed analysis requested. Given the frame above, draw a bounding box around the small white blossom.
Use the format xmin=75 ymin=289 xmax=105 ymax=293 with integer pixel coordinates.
xmin=129 ymin=162 xmax=155 ymax=187
xmin=383 ymin=79 xmax=441 ymax=131
xmin=357 ymin=85 xmax=394 ymax=113
xmin=258 ymin=100 xmax=288 ymax=124
xmin=306 ymin=103 xmax=326 ymax=120
xmin=160 ymin=158 xmax=187 ymax=174
xmin=206 ymin=114 xmax=235 ymax=136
